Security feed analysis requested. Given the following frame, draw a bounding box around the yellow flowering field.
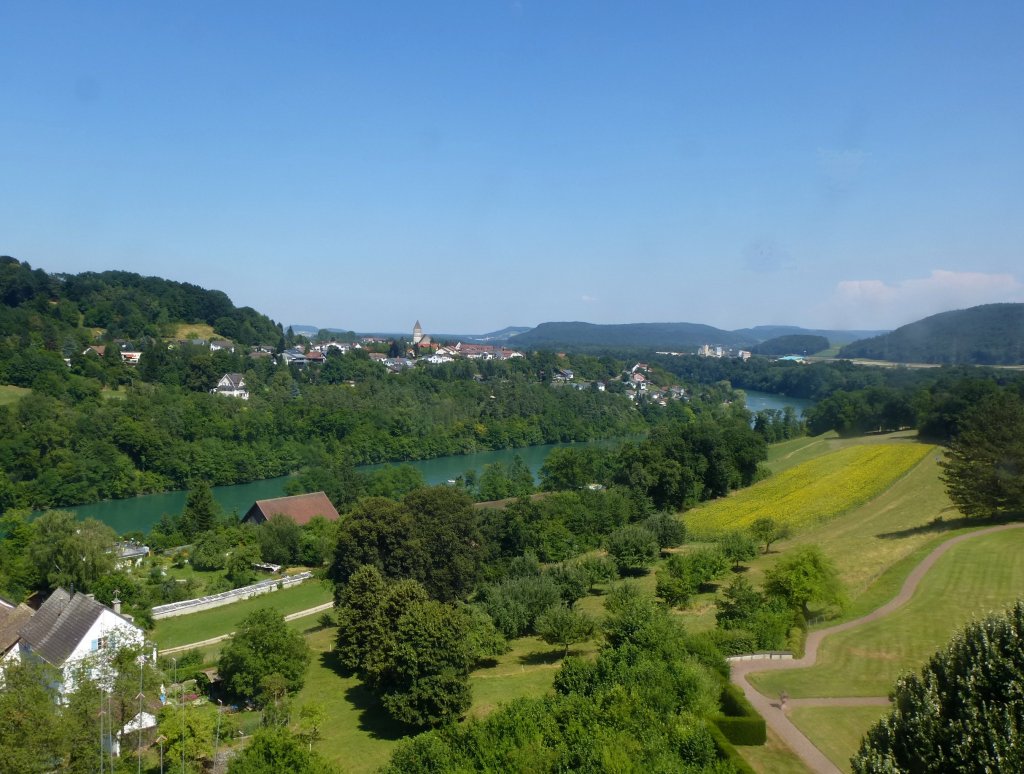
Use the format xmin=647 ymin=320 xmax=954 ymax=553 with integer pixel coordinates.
xmin=686 ymin=442 xmax=934 ymax=537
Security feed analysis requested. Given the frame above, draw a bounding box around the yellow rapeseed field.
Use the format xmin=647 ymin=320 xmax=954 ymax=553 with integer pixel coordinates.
xmin=685 ymin=442 xmax=934 ymax=537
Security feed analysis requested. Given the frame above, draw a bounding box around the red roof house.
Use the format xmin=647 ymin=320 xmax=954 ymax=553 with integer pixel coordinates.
xmin=242 ymin=492 xmax=341 ymax=526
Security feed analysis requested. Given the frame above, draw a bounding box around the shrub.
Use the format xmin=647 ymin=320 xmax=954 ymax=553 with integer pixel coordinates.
xmin=605 ymin=524 xmax=659 ymax=574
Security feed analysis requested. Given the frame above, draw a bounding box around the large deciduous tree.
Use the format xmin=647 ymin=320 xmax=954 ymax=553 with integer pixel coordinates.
xmin=370 ymin=598 xmax=473 ymax=728
xmin=28 ymin=510 xmax=116 ymax=592
xmin=763 ymin=545 xmax=845 ymax=619
xmin=940 ymin=391 xmax=1024 ymax=518
xmin=853 ymin=600 xmax=1024 ymax=773
xmin=219 ymin=607 xmax=311 ymax=700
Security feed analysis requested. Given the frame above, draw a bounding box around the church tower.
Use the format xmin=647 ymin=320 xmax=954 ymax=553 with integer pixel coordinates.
xmin=412 ymin=320 xmax=424 ymax=346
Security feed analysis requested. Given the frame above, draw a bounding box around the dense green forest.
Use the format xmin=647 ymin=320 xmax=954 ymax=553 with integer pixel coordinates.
xmin=838 ymin=303 xmax=1024 ymax=365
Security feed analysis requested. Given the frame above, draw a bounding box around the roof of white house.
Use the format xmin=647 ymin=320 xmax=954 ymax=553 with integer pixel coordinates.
xmin=18 ymin=589 xmax=137 ymax=667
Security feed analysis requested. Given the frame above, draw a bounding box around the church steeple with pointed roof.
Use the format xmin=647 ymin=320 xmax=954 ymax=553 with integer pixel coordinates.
xmin=412 ymin=320 xmax=424 ymax=345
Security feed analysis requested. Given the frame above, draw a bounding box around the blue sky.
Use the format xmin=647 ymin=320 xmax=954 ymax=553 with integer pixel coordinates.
xmin=2 ymin=2 xmax=1023 ymax=333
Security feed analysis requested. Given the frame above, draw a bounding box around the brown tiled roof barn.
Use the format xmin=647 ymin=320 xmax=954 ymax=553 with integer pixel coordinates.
xmin=242 ymin=491 xmax=341 ymax=526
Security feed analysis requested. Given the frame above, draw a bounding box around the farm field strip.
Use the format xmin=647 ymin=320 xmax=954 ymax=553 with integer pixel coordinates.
xmin=687 ymin=443 xmax=933 ymax=536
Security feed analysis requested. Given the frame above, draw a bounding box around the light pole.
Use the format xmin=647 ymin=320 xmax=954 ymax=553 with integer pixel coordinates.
xmin=156 ymin=735 xmax=166 ymax=774
xmin=137 ymin=640 xmax=146 ymax=774
xmin=214 ymin=699 xmax=223 ymax=767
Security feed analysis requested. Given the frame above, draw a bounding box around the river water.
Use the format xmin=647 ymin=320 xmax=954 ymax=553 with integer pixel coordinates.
xmin=56 ymin=391 xmax=811 ymax=535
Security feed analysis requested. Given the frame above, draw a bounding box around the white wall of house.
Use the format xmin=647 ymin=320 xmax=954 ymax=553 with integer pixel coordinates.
xmin=58 ymin=610 xmax=144 ymax=692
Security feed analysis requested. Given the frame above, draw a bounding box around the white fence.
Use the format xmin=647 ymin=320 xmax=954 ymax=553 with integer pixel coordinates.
xmin=151 ymin=572 xmax=314 ymax=619
xmin=726 ymin=651 xmax=794 ymax=662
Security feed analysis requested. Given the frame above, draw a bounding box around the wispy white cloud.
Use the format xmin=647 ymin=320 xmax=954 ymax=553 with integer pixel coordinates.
xmin=581 ymin=294 xmax=598 ymax=303
xmin=821 ymin=270 xmax=1024 ymax=329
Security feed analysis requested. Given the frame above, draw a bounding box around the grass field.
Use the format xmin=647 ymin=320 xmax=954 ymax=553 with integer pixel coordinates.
xmin=789 ymin=705 xmax=889 ymax=773
xmin=749 ymin=527 xmax=1024 ymax=700
xmin=0 ymin=384 xmax=30 ymax=405
xmin=686 ymin=442 xmax=933 ymax=537
xmin=736 ymin=726 xmax=812 ymax=774
xmin=173 ymin=322 xmax=218 ymax=340
xmin=152 ymin=580 xmax=332 ymax=649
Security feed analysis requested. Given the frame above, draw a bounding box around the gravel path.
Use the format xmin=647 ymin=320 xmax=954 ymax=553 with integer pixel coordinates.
xmin=730 ymin=522 xmax=1024 ymax=773
xmin=159 ymin=601 xmax=334 ymax=655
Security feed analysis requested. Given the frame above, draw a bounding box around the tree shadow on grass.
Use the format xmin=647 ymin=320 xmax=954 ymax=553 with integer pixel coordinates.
xmin=343 ymin=683 xmax=416 ymax=741
xmin=518 ymin=648 xmax=563 ymax=666
xmin=319 ymin=648 xmax=352 ymax=677
xmin=875 ymin=512 xmax=1009 ymax=540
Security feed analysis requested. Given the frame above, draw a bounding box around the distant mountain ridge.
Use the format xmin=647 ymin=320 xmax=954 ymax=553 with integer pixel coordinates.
xmin=509 ymin=321 xmax=889 ymax=351
xmin=292 ymin=319 xmax=888 ymax=351
xmin=838 ymin=303 xmax=1024 ymax=365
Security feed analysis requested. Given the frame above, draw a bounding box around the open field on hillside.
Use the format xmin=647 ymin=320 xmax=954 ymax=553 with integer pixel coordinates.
xmin=173 ymin=322 xmax=218 ymax=340
xmin=687 ymin=442 xmax=933 ymax=537
xmin=0 ymin=384 xmax=30 ymax=405
xmin=779 ymin=451 xmax=971 ymax=615
xmin=152 ymin=580 xmax=332 ymax=649
xmin=749 ymin=527 xmax=1024 ymax=700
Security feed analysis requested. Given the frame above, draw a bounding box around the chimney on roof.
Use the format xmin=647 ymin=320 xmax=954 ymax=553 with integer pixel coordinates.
xmin=112 ymin=592 xmax=121 ymax=615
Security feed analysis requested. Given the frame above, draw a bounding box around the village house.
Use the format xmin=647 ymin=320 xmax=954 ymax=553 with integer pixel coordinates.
xmin=211 ymin=373 xmax=249 ymax=400
xmin=209 ymin=339 xmax=235 ymax=352
xmin=241 ymin=491 xmax=341 ymax=526
xmin=15 ymin=588 xmax=145 ymax=693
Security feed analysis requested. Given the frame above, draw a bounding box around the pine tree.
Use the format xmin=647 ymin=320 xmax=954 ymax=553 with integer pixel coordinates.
xmin=181 ymin=482 xmax=220 ymax=539
xmin=940 ymin=391 xmax=1024 ymax=518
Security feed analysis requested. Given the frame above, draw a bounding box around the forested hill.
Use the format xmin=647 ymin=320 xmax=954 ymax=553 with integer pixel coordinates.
xmin=511 ymin=321 xmax=885 ymax=352
xmin=0 ymin=256 xmax=280 ymax=343
xmin=513 ymin=321 xmax=751 ymax=350
xmin=839 ymin=304 xmax=1024 ymax=365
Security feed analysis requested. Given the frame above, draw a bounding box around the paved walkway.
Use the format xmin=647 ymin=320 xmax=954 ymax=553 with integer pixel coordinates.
xmin=160 ymin=601 xmax=334 ymax=654
xmin=730 ymin=522 xmax=1024 ymax=774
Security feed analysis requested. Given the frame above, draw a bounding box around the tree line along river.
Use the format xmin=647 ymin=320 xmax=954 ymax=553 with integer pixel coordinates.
xmin=55 ymin=390 xmax=813 ymax=535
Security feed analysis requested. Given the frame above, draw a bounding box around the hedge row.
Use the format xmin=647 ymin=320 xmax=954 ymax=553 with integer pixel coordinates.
xmin=707 ymin=721 xmax=758 ymax=774
xmin=714 ymin=682 xmax=767 ymax=746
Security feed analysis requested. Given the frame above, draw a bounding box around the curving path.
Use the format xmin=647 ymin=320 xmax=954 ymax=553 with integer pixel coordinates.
xmin=159 ymin=601 xmax=334 ymax=655
xmin=730 ymin=523 xmax=1024 ymax=774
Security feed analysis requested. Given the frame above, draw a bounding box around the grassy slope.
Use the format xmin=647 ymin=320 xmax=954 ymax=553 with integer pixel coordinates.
xmin=173 ymin=322 xmax=218 ymax=340
xmin=0 ymin=384 xmax=30 ymax=405
xmin=152 ymin=581 xmax=332 ymax=649
xmin=750 ymin=528 xmax=1024 ymax=699
xmin=686 ymin=442 xmax=932 ymax=537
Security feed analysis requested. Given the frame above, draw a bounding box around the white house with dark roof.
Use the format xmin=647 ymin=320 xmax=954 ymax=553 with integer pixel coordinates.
xmin=211 ymin=373 xmax=249 ymax=400
xmin=17 ymin=588 xmax=144 ymax=693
